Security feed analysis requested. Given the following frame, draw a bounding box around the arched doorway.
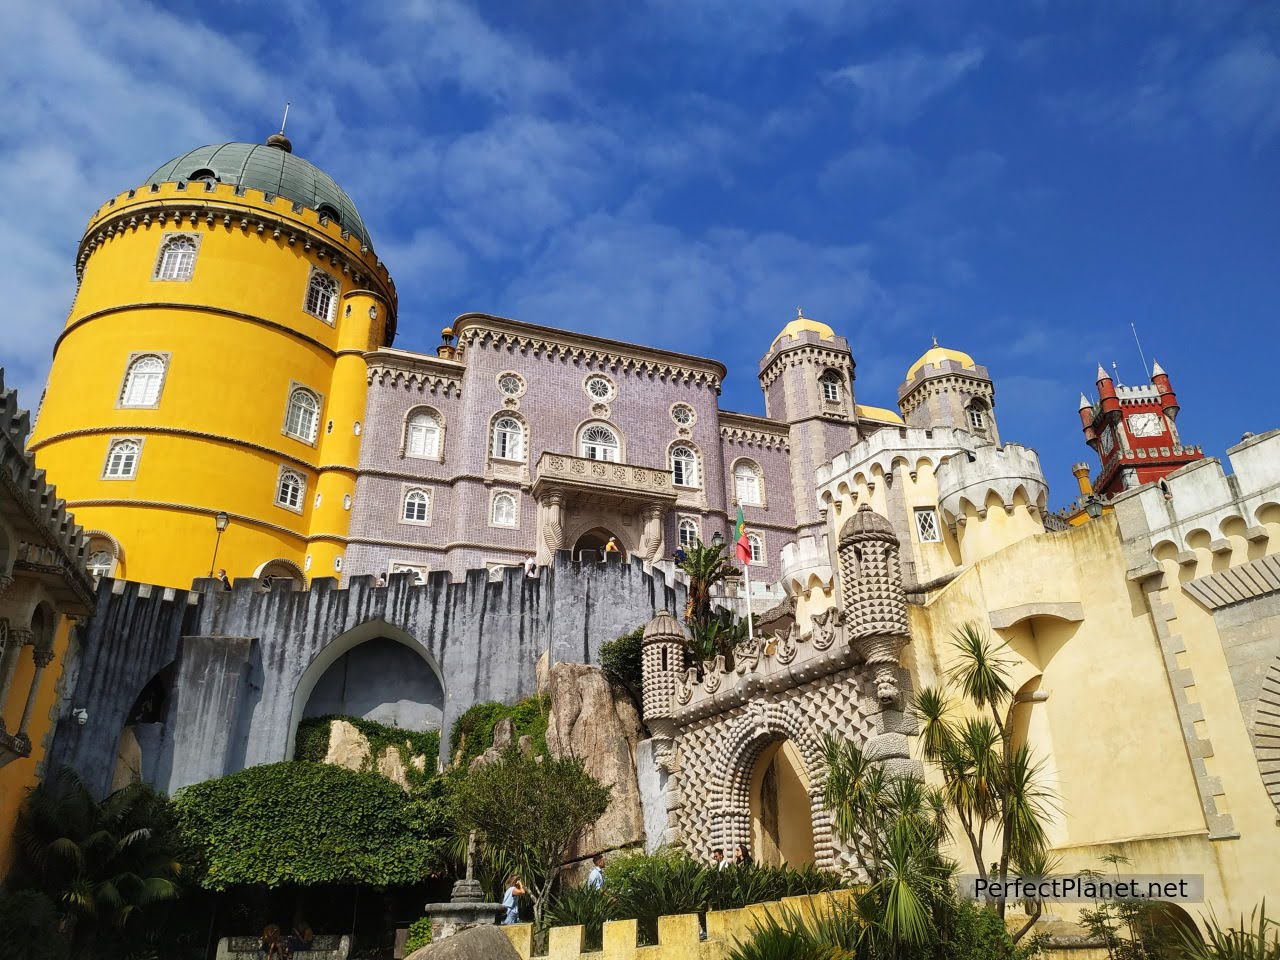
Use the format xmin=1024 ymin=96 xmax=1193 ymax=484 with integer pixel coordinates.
xmin=573 ymin=527 xmax=625 ymax=560
xmin=750 ymin=740 xmax=816 ymax=867
xmin=288 ymin=619 xmax=445 ymax=757
xmin=111 ymin=663 xmax=176 ymax=791
xmin=254 ymin=558 xmax=305 ymax=588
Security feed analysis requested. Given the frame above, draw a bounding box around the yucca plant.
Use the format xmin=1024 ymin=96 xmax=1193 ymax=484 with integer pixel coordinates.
xmin=541 ymin=884 xmax=617 ymax=950
xmin=606 ymin=850 xmax=710 ymax=944
xmin=726 ymin=903 xmax=864 ymax=960
xmin=1177 ymin=903 xmax=1279 ymax=960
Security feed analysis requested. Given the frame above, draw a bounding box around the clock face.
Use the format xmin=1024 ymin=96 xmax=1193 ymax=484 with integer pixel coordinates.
xmin=1100 ymin=426 xmax=1115 ymax=454
xmin=1127 ymin=412 xmax=1164 ymax=437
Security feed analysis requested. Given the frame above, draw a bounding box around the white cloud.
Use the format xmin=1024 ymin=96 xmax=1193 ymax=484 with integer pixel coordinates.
xmin=1194 ymin=34 xmax=1280 ymax=144
xmin=829 ymin=46 xmax=985 ymax=127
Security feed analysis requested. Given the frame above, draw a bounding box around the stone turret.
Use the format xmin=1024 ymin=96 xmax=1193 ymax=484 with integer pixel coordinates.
xmin=641 ymin=610 xmax=687 ymax=737
xmin=935 ymin=443 xmax=1048 ymax=564
xmin=836 ymin=505 xmax=909 ymax=705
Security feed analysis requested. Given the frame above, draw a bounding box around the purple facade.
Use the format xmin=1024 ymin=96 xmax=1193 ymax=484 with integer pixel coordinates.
xmin=345 ymin=314 xmax=898 ymax=585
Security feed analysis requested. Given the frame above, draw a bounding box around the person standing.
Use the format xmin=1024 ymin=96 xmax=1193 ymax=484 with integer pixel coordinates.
xmin=523 ymin=554 xmax=538 ymax=577
xmin=501 ymin=875 xmax=526 ymax=925
xmin=734 ymin=844 xmax=753 ymax=867
xmin=586 ymin=853 xmax=605 ymax=891
xmin=711 ymin=849 xmax=730 ymax=871
xmin=216 ymin=568 xmax=231 ymax=591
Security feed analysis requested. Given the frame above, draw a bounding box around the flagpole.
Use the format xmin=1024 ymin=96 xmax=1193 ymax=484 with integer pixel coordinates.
xmin=743 ymin=556 xmax=755 ymax=643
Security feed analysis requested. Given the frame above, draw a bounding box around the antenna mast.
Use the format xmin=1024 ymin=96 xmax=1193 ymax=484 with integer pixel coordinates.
xmin=1130 ymin=322 xmax=1149 ymax=379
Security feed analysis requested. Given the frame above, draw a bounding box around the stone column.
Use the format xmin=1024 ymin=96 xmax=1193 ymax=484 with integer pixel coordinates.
xmin=17 ymin=647 xmax=55 ymax=737
xmin=0 ymin=626 xmax=32 ymax=730
xmin=636 ymin=504 xmax=666 ymax=563
xmin=538 ymin=492 xmax=566 ymax=564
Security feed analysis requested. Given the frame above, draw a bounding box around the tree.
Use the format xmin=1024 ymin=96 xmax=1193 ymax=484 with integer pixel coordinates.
xmin=912 ymin=621 xmax=1057 ymax=941
xmin=451 ymin=745 xmax=610 ymax=925
xmin=10 ymin=767 xmax=183 ymax=949
xmin=678 ymin=540 xmax=745 ymax=664
xmin=173 ymin=761 xmax=449 ymax=890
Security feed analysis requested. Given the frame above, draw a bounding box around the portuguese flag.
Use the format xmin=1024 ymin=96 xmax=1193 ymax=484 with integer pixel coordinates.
xmin=733 ymin=505 xmax=751 ymax=564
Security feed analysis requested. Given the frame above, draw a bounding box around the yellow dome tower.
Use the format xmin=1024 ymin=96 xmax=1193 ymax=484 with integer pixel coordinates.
xmin=29 ymin=134 xmax=397 ymax=589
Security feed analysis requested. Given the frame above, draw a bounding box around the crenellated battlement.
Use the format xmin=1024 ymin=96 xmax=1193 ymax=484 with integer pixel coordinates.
xmin=935 ymin=442 xmax=1048 ymax=523
xmin=817 ymin=425 xmax=978 ymax=488
xmin=779 ymin=534 xmax=833 ymax=597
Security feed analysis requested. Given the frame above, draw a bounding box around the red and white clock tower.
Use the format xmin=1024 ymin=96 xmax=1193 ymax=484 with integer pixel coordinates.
xmin=1078 ymin=361 xmax=1204 ymax=499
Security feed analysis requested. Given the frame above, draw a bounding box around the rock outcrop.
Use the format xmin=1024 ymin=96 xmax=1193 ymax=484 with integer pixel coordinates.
xmin=319 ymin=718 xmax=428 ymax=792
xmin=406 ymin=924 xmax=519 ymax=960
xmin=544 ymin=661 xmax=645 ymax=861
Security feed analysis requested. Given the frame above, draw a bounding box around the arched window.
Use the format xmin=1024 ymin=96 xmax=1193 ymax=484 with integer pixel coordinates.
xmin=103 ymin=439 xmax=140 ymax=479
xmin=747 ymin=532 xmax=764 ymax=564
xmin=733 ymin=461 xmax=762 ymax=506
xmin=403 ymin=488 xmax=430 ymax=523
xmin=304 ymin=269 xmax=339 ymax=323
xmin=678 ymin=518 xmax=699 ymax=549
xmin=284 ymin=387 xmax=320 ymax=443
xmin=154 ymin=234 xmax=197 ymax=281
xmin=276 ymin=469 xmax=305 ymax=510
xmin=967 ymin=401 xmax=988 ymax=433
xmin=820 ymin=370 xmax=843 ymax=403
xmin=316 ymin=204 xmax=342 ymax=227
xmin=405 ymin=409 xmax=442 ymax=459
xmin=491 ymin=416 xmax=524 ymax=461
xmin=491 ymin=492 xmax=517 ymax=527
xmin=580 ymin=423 xmax=620 ymax=462
xmin=85 ymin=534 xmax=120 ymax=580
xmin=120 ymin=354 xmax=167 ymax=407
xmin=670 ymin=445 xmax=699 ymax=487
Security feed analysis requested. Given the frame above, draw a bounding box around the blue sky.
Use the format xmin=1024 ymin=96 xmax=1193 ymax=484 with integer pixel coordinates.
xmin=3 ymin=0 xmax=1277 ymax=508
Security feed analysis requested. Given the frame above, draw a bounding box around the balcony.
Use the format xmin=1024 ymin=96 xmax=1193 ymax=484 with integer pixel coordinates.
xmin=532 ymin=453 xmax=678 ymax=508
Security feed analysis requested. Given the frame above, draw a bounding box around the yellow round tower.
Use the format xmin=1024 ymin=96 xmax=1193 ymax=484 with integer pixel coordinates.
xmin=29 ymin=134 xmax=397 ymax=589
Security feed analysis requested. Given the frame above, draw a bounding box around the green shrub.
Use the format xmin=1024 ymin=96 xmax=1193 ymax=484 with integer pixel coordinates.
xmin=600 ymin=627 xmax=646 ymax=693
xmin=294 ymin=714 xmax=441 ymax=789
xmin=542 ymin=884 xmax=616 ymax=950
xmin=726 ymin=903 xmax=861 ymax=960
xmin=0 ymin=889 xmax=70 ymax=960
xmin=404 ymin=916 xmax=434 ymax=954
xmin=605 ymin=850 xmax=710 ymax=944
xmin=449 ymin=695 xmax=549 ymax=768
xmin=1177 ymin=902 xmax=1279 ymax=960
xmin=175 ymin=761 xmax=449 ymax=889
xmin=942 ymin=897 xmax=1037 ymax=960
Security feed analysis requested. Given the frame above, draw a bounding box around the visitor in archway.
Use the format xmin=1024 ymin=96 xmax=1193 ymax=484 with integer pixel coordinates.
xmin=673 ymin=545 xmax=687 ymax=565
xmin=217 ymin=568 xmax=231 ymax=591
xmin=604 ymin=537 xmax=620 ymax=555
xmin=501 ymin=875 xmax=526 ymax=925
xmin=587 ymin=853 xmax=605 ymax=890
xmin=734 ymin=844 xmax=753 ymax=867
xmin=711 ymin=849 xmax=730 ymax=871
xmin=523 ymin=554 xmax=538 ymax=577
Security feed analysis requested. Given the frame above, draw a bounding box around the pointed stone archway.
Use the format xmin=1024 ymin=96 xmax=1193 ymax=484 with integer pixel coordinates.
xmin=573 ymin=527 xmax=626 ymax=561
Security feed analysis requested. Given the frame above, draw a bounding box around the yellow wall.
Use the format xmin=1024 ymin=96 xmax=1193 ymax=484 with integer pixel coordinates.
xmin=29 ymin=183 xmax=394 ymax=589
xmin=0 ymin=616 xmax=75 ymax=875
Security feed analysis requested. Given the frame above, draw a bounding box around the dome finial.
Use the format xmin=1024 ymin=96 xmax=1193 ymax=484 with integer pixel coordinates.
xmin=932 ymin=335 xmax=938 ymax=347
xmin=266 ymin=101 xmax=293 ymax=152
xmin=796 ymin=305 xmax=804 ymax=319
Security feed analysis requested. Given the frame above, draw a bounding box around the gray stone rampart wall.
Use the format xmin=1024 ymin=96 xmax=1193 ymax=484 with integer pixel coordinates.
xmin=48 ymin=552 xmax=684 ymax=798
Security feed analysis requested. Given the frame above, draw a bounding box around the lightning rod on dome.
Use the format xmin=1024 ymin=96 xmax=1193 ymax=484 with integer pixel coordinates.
xmin=279 ymin=102 xmax=291 ymax=135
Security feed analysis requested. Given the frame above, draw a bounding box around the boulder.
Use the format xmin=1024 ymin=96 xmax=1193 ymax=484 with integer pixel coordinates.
xmin=406 ymin=924 xmax=519 ymax=960
xmin=324 ymin=719 xmax=371 ymax=771
xmin=376 ymin=746 xmax=410 ymax=791
xmin=544 ymin=661 xmax=645 ymax=860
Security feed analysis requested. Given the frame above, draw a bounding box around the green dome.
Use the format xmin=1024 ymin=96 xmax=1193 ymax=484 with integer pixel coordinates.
xmin=143 ymin=139 xmax=372 ymax=248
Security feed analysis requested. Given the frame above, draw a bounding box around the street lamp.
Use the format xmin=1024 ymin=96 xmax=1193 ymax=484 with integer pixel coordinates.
xmin=1084 ymin=496 xmax=1103 ymax=520
xmin=208 ymin=511 xmax=230 ymax=577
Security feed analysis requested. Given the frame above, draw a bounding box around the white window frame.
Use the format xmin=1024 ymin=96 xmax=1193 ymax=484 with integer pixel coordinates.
xmin=747 ymin=531 xmax=765 ymax=565
xmin=496 ymin=371 xmax=526 ymax=398
xmin=967 ymin=404 xmax=988 ymax=431
xmin=490 ymin=491 xmax=519 ymax=528
xmin=303 ymin=266 xmax=340 ymax=324
xmin=401 ymin=487 xmax=431 ymax=525
xmin=733 ymin=460 xmax=763 ymax=507
xmin=490 ymin=415 xmax=526 ymax=462
xmin=388 ymin=560 xmax=429 ymax=585
xmin=118 ymin=352 xmax=169 ymax=408
xmin=670 ymin=444 xmax=700 ymax=488
xmin=153 ymin=232 xmax=199 ymax=281
xmin=678 ymin=517 xmax=700 ymax=549
xmin=283 ymin=385 xmax=321 ymax=444
xmin=820 ymin=370 xmax=843 ymax=403
xmin=102 ymin=438 xmax=142 ymax=480
xmin=404 ymin=407 xmax=443 ymax=460
xmin=670 ymin=403 xmax=696 ymax=427
xmin=579 ymin=422 xmax=621 ymax=462
xmin=914 ymin=507 xmax=942 ymax=543
xmin=275 ymin=467 xmax=306 ymax=513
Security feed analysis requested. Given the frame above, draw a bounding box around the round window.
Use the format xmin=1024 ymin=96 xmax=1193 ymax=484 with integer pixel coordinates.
xmin=671 ymin=404 xmax=695 ymax=426
xmin=585 ymin=375 xmax=614 ymax=401
xmin=498 ymin=373 xmax=524 ymax=396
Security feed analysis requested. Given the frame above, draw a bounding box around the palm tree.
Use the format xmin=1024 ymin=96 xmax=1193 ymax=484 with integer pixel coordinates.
xmin=678 ymin=540 xmax=742 ymax=663
xmin=11 ymin=767 xmax=183 ymax=943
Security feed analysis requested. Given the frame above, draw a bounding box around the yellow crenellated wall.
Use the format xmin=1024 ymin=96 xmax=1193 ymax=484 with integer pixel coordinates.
xmin=29 ymin=181 xmax=396 ymax=589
